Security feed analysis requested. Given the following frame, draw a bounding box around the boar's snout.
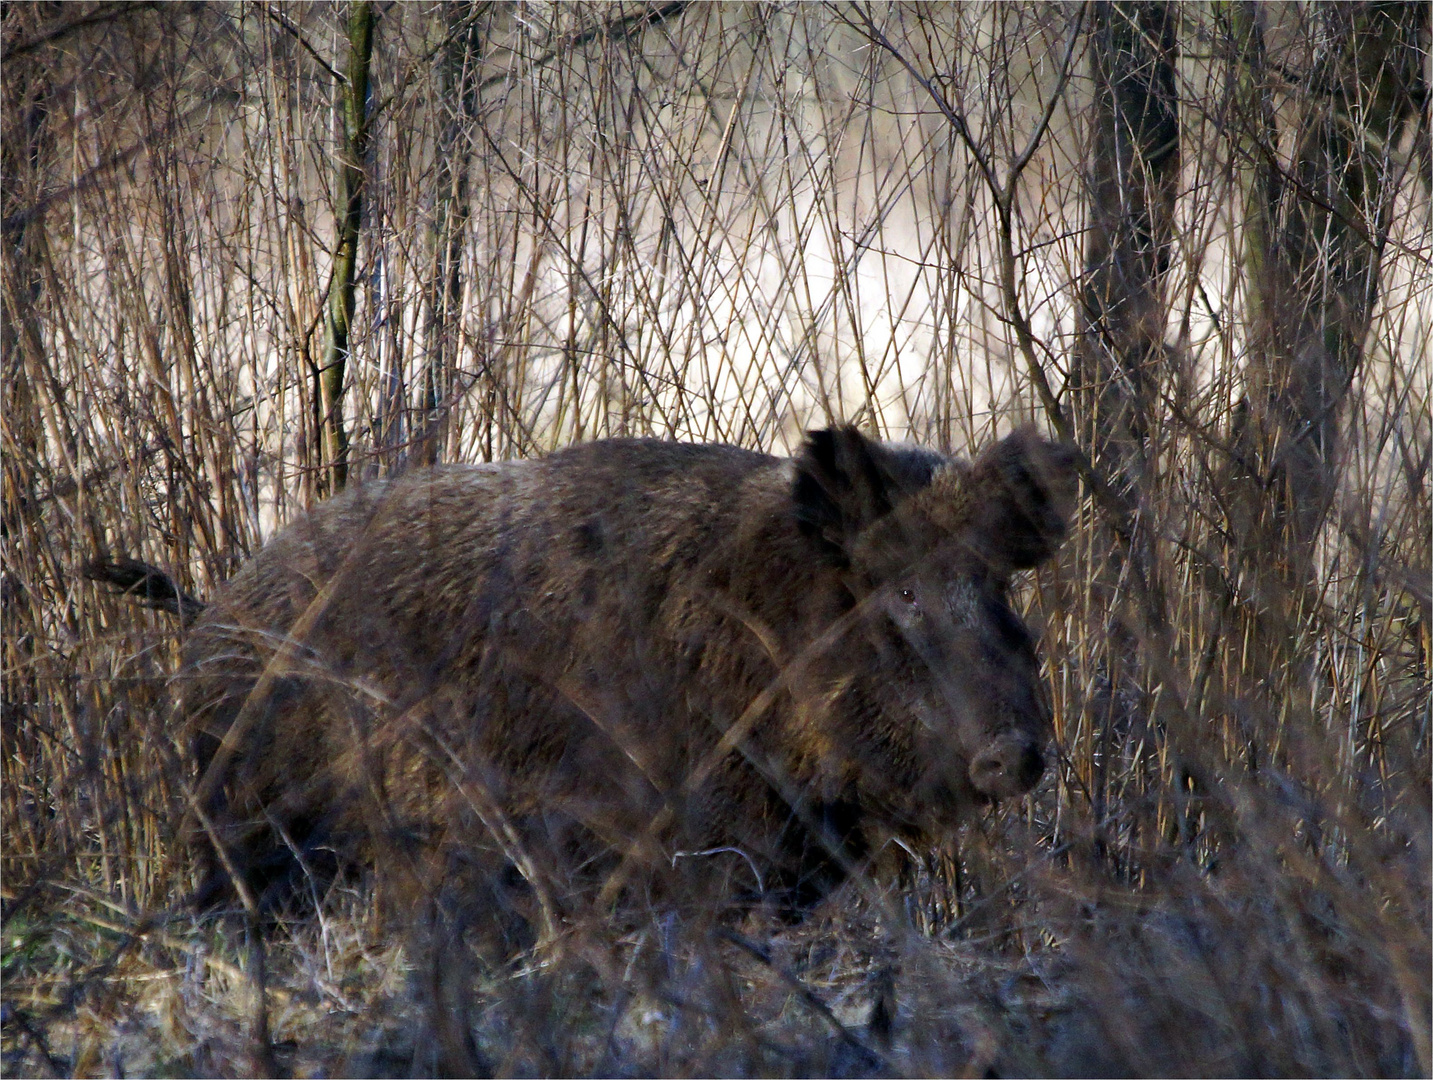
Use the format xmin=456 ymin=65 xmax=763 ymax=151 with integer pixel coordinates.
xmin=968 ymin=732 xmax=1045 ymax=799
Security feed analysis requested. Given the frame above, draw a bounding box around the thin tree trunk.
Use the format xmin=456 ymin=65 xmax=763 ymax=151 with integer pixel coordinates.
xmin=420 ymin=3 xmax=486 ymax=467
xmin=1071 ymin=1 xmax=1180 ymax=861
xmin=1074 ymin=1 xmax=1179 ymax=495
xmin=319 ymin=0 xmax=374 ymax=494
xmin=1211 ymin=0 xmax=1426 ymax=785
xmin=1233 ymin=0 xmax=1425 ymax=567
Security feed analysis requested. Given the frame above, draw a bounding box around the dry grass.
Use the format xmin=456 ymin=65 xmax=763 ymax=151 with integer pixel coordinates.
xmin=3 ymin=3 xmax=1428 ymax=1077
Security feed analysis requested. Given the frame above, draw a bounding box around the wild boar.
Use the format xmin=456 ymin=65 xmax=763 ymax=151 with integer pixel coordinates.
xmin=172 ymin=425 xmax=1075 ymax=918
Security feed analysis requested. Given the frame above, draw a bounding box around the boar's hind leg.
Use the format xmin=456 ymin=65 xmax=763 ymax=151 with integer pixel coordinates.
xmin=183 ymin=660 xmax=342 ymax=911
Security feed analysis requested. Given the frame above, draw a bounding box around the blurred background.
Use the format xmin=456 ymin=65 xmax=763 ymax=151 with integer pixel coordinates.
xmin=3 ymin=2 xmax=1428 ymax=1075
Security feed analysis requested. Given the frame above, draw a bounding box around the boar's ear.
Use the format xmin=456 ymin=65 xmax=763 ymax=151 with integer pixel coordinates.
xmin=967 ymin=426 xmax=1078 ymax=572
xmin=794 ymin=426 xmax=905 ymax=562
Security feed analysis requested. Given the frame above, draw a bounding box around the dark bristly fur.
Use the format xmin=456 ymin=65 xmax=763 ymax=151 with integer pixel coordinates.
xmin=99 ymin=427 xmax=1075 ymax=924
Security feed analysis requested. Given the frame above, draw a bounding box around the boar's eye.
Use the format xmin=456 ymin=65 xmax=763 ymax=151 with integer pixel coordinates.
xmin=898 ymin=587 xmax=917 ymax=605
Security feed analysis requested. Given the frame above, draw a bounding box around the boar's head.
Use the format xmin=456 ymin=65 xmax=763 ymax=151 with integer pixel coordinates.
xmin=789 ymin=425 xmax=1076 ymax=840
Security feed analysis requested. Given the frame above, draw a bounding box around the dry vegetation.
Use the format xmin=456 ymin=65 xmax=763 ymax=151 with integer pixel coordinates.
xmin=3 ymin=2 xmax=1429 ymax=1077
